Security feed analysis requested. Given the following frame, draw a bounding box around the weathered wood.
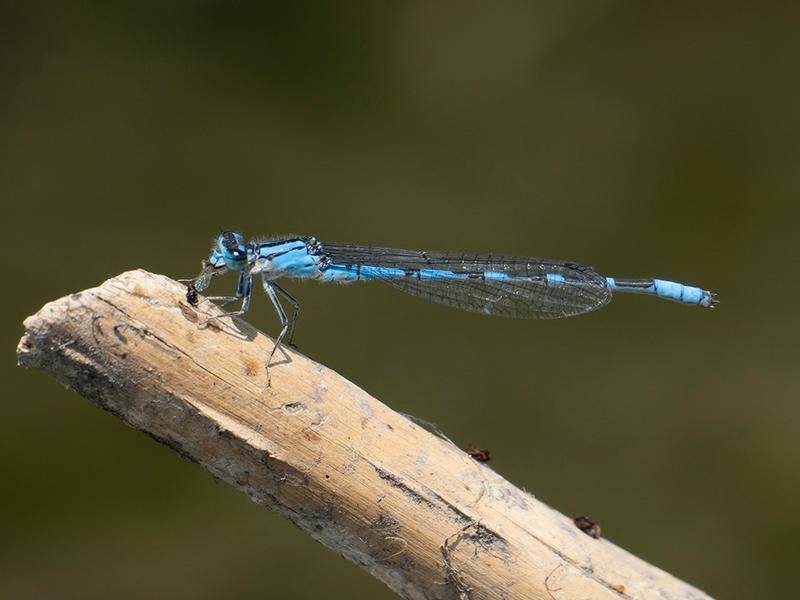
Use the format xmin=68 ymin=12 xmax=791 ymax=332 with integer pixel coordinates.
xmin=16 ymin=270 xmax=712 ymax=600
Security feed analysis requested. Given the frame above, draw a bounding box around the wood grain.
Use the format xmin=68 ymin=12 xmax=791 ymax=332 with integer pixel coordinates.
xmin=16 ymin=270 xmax=712 ymax=600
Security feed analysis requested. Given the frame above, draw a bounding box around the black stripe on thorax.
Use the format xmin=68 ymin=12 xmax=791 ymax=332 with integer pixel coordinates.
xmin=256 ymin=238 xmax=304 ymax=249
xmin=260 ymin=242 xmax=307 ymax=261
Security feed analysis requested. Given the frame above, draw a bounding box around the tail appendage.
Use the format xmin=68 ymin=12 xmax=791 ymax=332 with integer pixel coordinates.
xmin=606 ymin=277 xmax=718 ymax=308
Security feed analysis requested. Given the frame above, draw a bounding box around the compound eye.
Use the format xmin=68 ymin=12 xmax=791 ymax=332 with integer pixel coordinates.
xmin=226 ymin=245 xmax=249 ymax=262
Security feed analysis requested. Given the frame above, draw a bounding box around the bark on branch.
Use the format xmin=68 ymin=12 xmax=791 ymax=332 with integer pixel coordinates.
xmin=16 ymin=270 xmax=712 ymax=600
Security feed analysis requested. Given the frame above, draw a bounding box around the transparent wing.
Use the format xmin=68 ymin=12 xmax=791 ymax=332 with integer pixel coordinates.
xmin=322 ymin=244 xmax=611 ymax=319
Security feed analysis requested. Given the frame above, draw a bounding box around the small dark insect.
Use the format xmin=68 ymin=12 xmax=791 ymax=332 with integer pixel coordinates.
xmin=574 ymin=515 xmax=601 ymax=539
xmin=186 ymin=283 xmax=199 ymax=306
xmin=466 ymin=446 xmax=491 ymax=462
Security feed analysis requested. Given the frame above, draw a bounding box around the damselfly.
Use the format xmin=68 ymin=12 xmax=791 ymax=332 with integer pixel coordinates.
xmin=184 ymin=232 xmax=718 ymax=384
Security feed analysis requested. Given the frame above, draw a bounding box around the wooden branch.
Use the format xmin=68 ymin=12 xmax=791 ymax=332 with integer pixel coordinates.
xmin=16 ymin=270 xmax=712 ymax=600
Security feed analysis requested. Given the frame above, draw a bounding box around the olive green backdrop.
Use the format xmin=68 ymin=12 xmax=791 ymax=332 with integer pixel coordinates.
xmin=3 ymin=2 xmax=798 ymax=599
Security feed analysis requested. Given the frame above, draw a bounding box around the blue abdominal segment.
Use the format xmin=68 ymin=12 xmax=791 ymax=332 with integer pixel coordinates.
xmin=320 ymin=264 xmax=537 ymax=284
xmin=606 ymin=277 xmax=718 ymax=307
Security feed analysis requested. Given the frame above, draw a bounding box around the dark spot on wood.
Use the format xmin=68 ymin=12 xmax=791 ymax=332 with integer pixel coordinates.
xmin=371 ymin=512 xmax=400 ymax=536
xmin=374 ymin=467 xmax=433 ymax=508
xmin=242 ymin=356 xmax=259 ymax=377
xmin=466 ymin=446 xmax=491 ymax=462
xmin=469 ymin=523 xmax=504 ymax=549
xmin=574 ymin=515 xmax=601 ymax=539
xmin=235 ymin=470 xmax=251 ymax=486
xmin=179 ymin=302 xmax=199 ymax=323
xmin=372 ymin=512 xmax=397 ymax=528
xmin=302 ymin=504 xmax=334 ymax=533
xmin=302 ymin=428 xmax=321 ymax=442
xmin=112 ymin=324 xmax=129 ymax=343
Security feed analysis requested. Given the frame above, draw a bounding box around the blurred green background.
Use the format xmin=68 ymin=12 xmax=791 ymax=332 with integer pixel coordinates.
xmin=3 ymin=2 xmax=798 ymax=598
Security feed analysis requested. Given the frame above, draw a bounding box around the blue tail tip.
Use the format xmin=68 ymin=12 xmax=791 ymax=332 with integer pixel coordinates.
xmin=703 ymin=290 xmax=720 ymax=308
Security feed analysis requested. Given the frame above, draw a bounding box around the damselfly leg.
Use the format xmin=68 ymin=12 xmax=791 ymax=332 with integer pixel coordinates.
xmin=271 ymin=282 xmax=301 ymax=348
xmin=262 ymin=277 xmax=290 ymax=386
xmin=204 ymin=271 xmax=253 ymax=320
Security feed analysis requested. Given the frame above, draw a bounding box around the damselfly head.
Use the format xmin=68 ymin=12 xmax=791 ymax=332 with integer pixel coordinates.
xmin=213 ymin=231 xmax=250 ymax=270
